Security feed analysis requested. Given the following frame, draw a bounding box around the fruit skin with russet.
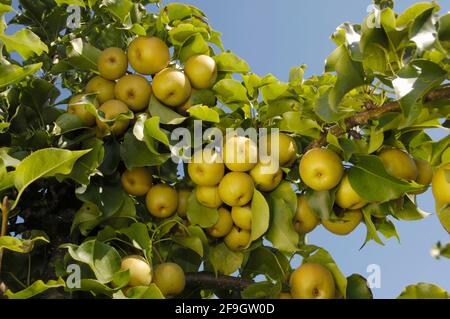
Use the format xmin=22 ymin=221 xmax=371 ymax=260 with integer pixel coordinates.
xmin=188 ymin=150 xmax=225 ymax=186
xmin=115 ymin=74 xmax=152 ymax=112
xmin=152 ymin=68 xmax=192 ymax=107
xmin=335 ymin=174 xmax=367 ymax=210
xmin=195 ymin=185 xmax=223 ymax=208
xmin=222 ymin=135 xmax=258 ymax=172
xmin=184 ymin=54 xmax=218 ymax=89
xmin=121 ymin=167 xmax=153 ymax=196
xmin=293 ymin=195 xmax=320 ymax=234
xmin=224 ymin=226 xmax=251 ymax=251
xmin=152 ymin=262 xmax=186 ymax=297
xmin=249 ymin=161 xmax=283 ymax=192
xmin=85 ymin=76 xmax=115 ymax=104
xmin=98 ymin=47 xmax=128 ymax=80
xmin=432 ymin=163 xmax=450 ymax=204
xmin=322 ymin=210 xmax=363 ymax=235
xmin=127 ymin=36 xmax=170 ymax=75
xmin=231 ymin=205 xmax=252 ymax=230
xmin=218 ymin=172 xmax=254 ymax=207
xmin=145 ymin=184 xmax=178 ymax=218
xmin=96 ymin=99 xmax=130 ymax=136
xmin=120 ymin=255 xmax=152 ymax=287
xmin=207 ymin=207 xmax=233 ymax=238
xmin=290 ymin=263 xmax=336 ymax=299
xmin=299 ymin=148 xmax=344 ymax=191
xmin=378 ymin=148 xmax=418 ymax=181
xmin=67 ymin=94 xmax=97 ymax=126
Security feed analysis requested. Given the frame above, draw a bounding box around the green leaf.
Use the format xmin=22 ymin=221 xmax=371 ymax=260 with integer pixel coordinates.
xmin=249 ymin=190 xmax=270 ymax=243
xmin=0 ymin=235 xmax=49 ymax=253
xmin=241 ymin=281 xmax=281 ymax=299
xmin=5 ymin=278 xmax=65 ymax=299
xmin=55 ymin=0 xmax=86 ymax=6
xmin=242 ymin=246 xmax=290 ymax=281
xmin=148 ymin=95 xmax=186 ymax=125
xmin=144 ymin=116 xmax=170 ymax=145
xmin=67 ymin=38 xmax=101 ymax=72
xmin=188 ymin=105 xmax=220 ymax=123
xmin=346 ymin=274 xmax=373 ymax=299
xmin=397 ymin=283 xmax=448 ymax=299
xmin=77 ymin=183 xmax=126 ymax=217
xmin=173 ymin=232 xmax=204 ymax=257
xmin=186 ymin=190 xmax=218 ymax=228
xmin=266 ymin=182 xmax=299 ymax=252
xmin=179 ymin=33 xmax=210 ymax=62
xmin=208 ymin=243 xmax=244 ymax=275
xmin=120 ymin=223 xmax=152 ymax=257
xmin=13 ymin=148 xmax=90 ymax=209
xmin=63 ymin=240 xmax=121 ymax=283
xmin=394 ymin=196 xmax=431 ymax=220
xmin=279 ymin=111 xmax=322 ymax=138
xmin=0 ymin=29 xmax=48 ymax=59
xmin=125 ymin=284 xmax=165 ymax=299
xmin=361 ymin=207 xmax=384 ymax=246
xmin=0 ymin=63 xmax=42 ymax=88
xmin=304 ymin=189 xmax=335 ymax=220
xmin=101 ymin=0 xmax=133 ymax=23
xmin=213 ymin=79 xmax=249 ymax=109
xmin=71 ymin=202 xmax=101 ymax=236
xmin=121 ymin=132 xmax=169 ymax=169
xmin=214 ymin=52 xmax=250 ymax=73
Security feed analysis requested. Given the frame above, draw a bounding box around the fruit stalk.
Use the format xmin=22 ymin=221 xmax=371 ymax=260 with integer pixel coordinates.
xmin=185 ymin=272 xmax=253 ymax=290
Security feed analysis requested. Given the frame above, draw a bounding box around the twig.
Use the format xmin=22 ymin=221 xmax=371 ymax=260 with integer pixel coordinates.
xmin=185 ymin=272 xmax=253 ymax=291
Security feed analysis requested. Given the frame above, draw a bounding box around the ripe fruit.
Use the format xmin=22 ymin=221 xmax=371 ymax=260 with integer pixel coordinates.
xmin=145 ymin=184 xmax=178 ymax=218
xmin=177 ymin=188 xmax=191 ymax=218
xmin=249 ymin=161 xmax=283 ymax=192
xmin=378 ymin=148 xmax=418 ymax=181
xmin=266 ymin=133 xmax=297 ymax=167
xmin=231 ymin=205 xmax=252 ymax=230
xmin=207 ymin=207 xmax=233 ymax=238
xmin=85 ymin=76 xmax=115 ymax=104
xmin=188 ymin=150 xmax=225 ymax=186
xmin=153 ymin=263 xmax=185 ymax=297
xmin=415 ymin=158 xmax=433 ymax=186
xmin=299 ymin=148 xmax=343 ymax=191
xmin=127 ymin=36 xmax=170 ymax=75
xmin=184 ymin=55 xmax=218 ymax=89
xmin=115 ymin=74 xmax=152 ymax=112
xmin=218 ymin=172 xmax=254 ymax=206
xmin=67 ymin=94 xmax=97 ymax=126
xmin=335 ymin=174 xmax=367 ymax=210
xmin=290 ymin=263 xmax=335 ymax=299
xmin=120 ymin=255 xmax=152 ymax=287
xmin=195 ymin=185 xmax=223 ymax=208
xmin=222 ymin=135 xmax=258 ymax=172
xmin=98 ymin=47 xmax=128 ymax=80
xmin=176 ymin=88 xmax=197 ymax=114
xmin=224 ymin=226 xmax=251 ymax=251
xmin=121 ymin=167 xmax=152 ymax=196
xmin=322 ymin=210 xmax=363 ymax=235
xmin=294 ymin=195 xmax=320 ymax=234
xmin=432 ymin=163 xmax=450 ymax=204
xmin=152 ymin=68 xmax=192 ymax=107
xmin=96 ymin=99 xmax=130 ymax=136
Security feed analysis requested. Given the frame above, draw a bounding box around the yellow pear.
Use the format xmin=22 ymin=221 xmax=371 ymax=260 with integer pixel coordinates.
xmin=224 ymin=226 xmax=251 ymax=251
xmin=85 ymin=76 xmax=115 ymax=104
xmin=96 ymin=99 xmax=130 ymax=136
xmin=231 ymin=205 xmax=252 ymax=230
xmin=222 ymin=135 xmax=258 ymax=172
xmin=299 ymin=148 xmax=343 ymax=191
xmin=121 ymin=167 xmax=152 ymax=196
xmin=432 ymin=163 xmax=450 ymax=204
xmin=145 ymin=184 xmax=178 ymax=218
xmin=290 ymin=263 xmax=335 ymax=299
xmin=249 ymin=161 xmax=283 ymax=192
xmin=207 ymin=207 xmax=233 ymax=238
xmin=153 ymin=263 xmax=185 ymax=297
xmin=127 ymin=36 xmax=170 ymax=75
xmin=294 ymin=195 xmax=320 ymax=234
xmin=67 ymin=94 xmax=97 ymax=126
xmin=176 ymin=88 xmax=198 ymax=114
xmin=187 ymin=150 xmax=225 ymax=186
xmin=120 ymin=255 xmax=152 ymax=287
xmin=184 ymin=54 xmax=218 ymax=89
xmin=322 ymin=210 xmax=363 ymax=235
xmin=152 ymin=68 xmax=192 ymax=107
xmin=177 ymin=188 xmax=191 ymax=218
xmin=195 ymin=185 xmax=223 ymax=208
xmin=378 ymin=148 xmax=418 ymax=181
xmin=98 ymin=47 xmax=128 ymax=80
xmin=115 ymin=74 xmax=152 ymax=112
xmin=335 ymin=174 xmax=367 ymax=210
xmin=266 ymin=132 xmax=298 ymax=167
xmin=218 ymin=172 xmax=254 ymax=206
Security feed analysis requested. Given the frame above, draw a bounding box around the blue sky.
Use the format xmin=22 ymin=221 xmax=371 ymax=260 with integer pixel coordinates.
xmin=6 ymin=0 xmax=450 ymax=298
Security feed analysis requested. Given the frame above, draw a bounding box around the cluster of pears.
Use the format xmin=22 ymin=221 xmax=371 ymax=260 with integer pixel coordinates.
xmin=294 ymin=147 xmax=435 ymax=236
xmin=187 ymin=133 xmax=298 ymax=251
xmin=279 ymin=262 xmax=337 ymax=299
xmin=120 ymin=255 xmax=186 ymax=297
xmin=67 ymin=36 xmax=218 ymax=136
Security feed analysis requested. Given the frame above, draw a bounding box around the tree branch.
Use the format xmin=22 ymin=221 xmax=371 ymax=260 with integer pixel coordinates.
xmin=307 ymin=84 xmax=450 ymax=150
xmin=185 ymin=272 xmax=253 ymax=291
